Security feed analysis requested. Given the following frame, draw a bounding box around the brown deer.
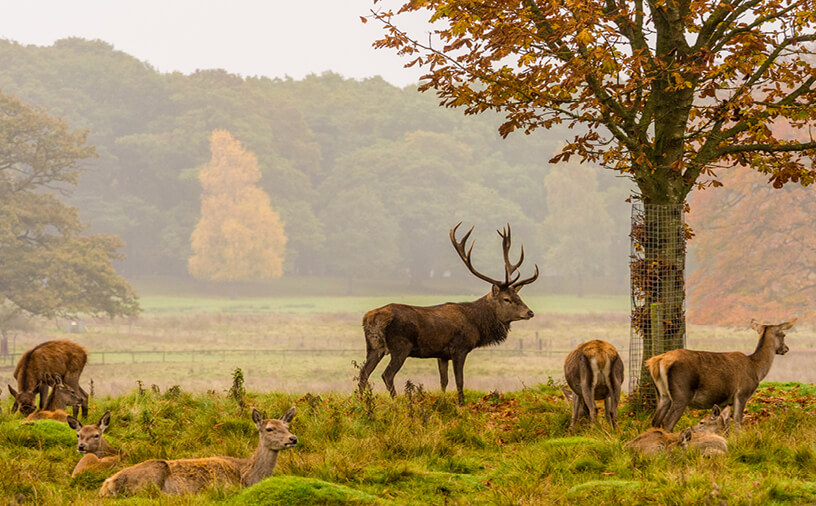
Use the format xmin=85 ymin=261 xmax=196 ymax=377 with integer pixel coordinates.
xmin=67 ymin=411 xmax=121 ymax=477
xmin=99 ymin=407 xmax=297 ymax=497
xmin=24 ymin=375 xmax=84 ymax=423
xmin=562 ymin=340 xmax=624 ymax=429
xmin=358 ymin=223 xmax=538 ymax=405
xmin=8 ymin=340 xmax=89 ymax=417
xmin=626 ymin=406 xmax=731 ymax=456
xmin=648 ymin=318 xmax=796 ymax=432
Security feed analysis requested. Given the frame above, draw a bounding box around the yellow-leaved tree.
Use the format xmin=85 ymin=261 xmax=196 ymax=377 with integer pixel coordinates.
xmin=189 ymin=130 xmax=286 ymax=281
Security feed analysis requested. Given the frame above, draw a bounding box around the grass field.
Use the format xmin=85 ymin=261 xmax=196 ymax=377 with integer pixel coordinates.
xmin=2 ymin=382 xmax=816 ymax=504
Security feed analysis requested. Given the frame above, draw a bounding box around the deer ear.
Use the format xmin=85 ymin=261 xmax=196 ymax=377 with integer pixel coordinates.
xmin=711 ymin=405 xmax=721 ymax=417
xmin=8 ymin=384 xmax=17 ymax=398
xmin=251 ymin=408 xmax=264 ymax=428
xmin=280 ymin=406 xmax=296 ymax=424
xmin=720 ymin=405 xmax=731 ymax=422
xmin=780 ymin=318 xmax=798 ymax=330
xmin=680 ymin=428 xmax=693 ymax=445
xmin=98 ymin=411 xmax=111 ymax=432
xmin=491 ymin=285 xmax=501 ymax=296
xmin=67 ymin=416 xmax=82 ymax=432
xmin=750 ymin=319 xmax=763 ymax=333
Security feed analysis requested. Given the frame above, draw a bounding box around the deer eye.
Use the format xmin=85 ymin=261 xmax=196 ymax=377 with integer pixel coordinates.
xmin=266 ymin=428 xmax=273 ymax=432
xmin=503 ymin=298 xmax=511 ymax=303
xmin=93 ymin=435 xmax=99 ymax=438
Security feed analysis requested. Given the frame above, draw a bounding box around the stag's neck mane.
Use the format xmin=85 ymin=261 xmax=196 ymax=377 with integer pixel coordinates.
xmin=462 ymin=296 xmax=510 ymax=348
xmin=749 ymin=326 xmax=775 ymax=381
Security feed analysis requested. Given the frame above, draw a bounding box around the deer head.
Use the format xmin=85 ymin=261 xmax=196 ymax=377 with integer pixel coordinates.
xmin=47 ymin=375 xmax=83 ymax=411
xmin=751 ymin=318 xmax=796 ymax=355
xmin=450 ymin=222 xmax=539 ymax=323
xmin=8 ymin=385 xmax=37 ymax=415
xmin=68 ymin=411 xmax=110 ymax=454
xmin=253 ymin=407 xmax=297 ymax=451
xmin=691 ymin=405 xmax=731 ymax=435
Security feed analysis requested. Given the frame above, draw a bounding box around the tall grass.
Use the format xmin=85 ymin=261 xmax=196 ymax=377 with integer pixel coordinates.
xmin=1 ymin=381 xmax=815 ymax=504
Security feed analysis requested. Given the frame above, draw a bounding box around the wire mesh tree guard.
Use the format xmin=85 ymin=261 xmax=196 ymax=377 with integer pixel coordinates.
xmin=629 ymin=202 xmax=688 ymax=409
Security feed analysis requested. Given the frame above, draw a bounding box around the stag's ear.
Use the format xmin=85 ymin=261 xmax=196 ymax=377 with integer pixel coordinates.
xmin=98 ymin=411 xmax=111 ymax=433
xmin=7 ymin=384 xmax=17 ymax=399
xmin=750 ymin=319 xmax=763 ymax=333
xmin=491 ymin=285 xmax=501 ymax=296
xmin=280 ymin=406 xmax=296 ymax=424
xmin=780 ymin=318 xmax=798 ymax=330
xmin=67 ymin=416 xmax=82 ymax=432
xmin=251 ymin=408 xmax=264 ymax=429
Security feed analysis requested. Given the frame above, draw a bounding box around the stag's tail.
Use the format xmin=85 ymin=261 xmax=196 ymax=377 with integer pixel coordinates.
xmin=362 ymin=308 xmax=393 ymax=355
xmin=646 ymin=355 xmax=672 ymax=402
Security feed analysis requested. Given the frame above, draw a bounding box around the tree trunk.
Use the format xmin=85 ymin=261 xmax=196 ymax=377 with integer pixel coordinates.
xmin=630 ymin=202 xmax=687 ymax=408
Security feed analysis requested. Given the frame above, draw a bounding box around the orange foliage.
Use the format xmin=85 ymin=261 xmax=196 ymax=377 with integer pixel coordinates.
xmin=188 ymin=130 xmax=286 ymax=281
xmin=688 ymin=167 xmax=816 ymax=325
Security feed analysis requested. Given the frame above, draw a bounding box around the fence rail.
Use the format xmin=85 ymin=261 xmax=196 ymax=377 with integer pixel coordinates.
xmin=0 ymin=336 xmax=605 ymax=370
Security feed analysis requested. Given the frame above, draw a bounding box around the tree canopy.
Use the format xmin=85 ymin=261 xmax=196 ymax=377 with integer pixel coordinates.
xmin=0 ymin=91 xmax=139 ymax=325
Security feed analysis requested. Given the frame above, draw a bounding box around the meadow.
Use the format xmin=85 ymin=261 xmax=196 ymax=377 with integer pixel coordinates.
xmin=1 ymin=291 xmax=814 ymax=504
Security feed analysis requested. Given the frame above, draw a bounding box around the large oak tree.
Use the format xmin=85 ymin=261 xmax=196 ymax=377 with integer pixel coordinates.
xmin=370 ymin=0 xmax=816 ymax=395
xmin=0 ymin=91 xmax=140 ymax=337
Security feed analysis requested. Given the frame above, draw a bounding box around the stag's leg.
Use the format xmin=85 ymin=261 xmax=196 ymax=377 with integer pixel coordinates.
xmin=452 ymin=353 xmax=468 ymax=405
xmin=381 ymin=351 xmax=409 ymax=398
xmin=358 ymin=348 xmax=386 ymax=394
xmin=437 ymin=359 xmax=449 ymax=392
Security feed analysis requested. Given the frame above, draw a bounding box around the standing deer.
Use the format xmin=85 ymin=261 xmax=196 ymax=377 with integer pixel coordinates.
xmin=99 ymin=407 xmax=297 ymax=497
xmin=358 ymin=223 xmax=538 ymax=405
xmin=648 ymin=318 xmax=796 ymax=432
xmin=67 ymin=411 xmax=121 ymax=477
xmin=24 ymin=375 xmax=84 ymax=423
xmin=562 ymin=340 xmax=624 ymax=429
xmin=626 ymin=405 xmax=731 ymax=456
xmin=8 ymin=340 xmax=89 ymax=417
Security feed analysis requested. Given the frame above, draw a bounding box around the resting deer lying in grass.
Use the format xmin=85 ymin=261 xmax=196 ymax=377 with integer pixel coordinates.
xmin=627 ymin=405 xmax=731 ymax=456
xmin=562 ymin=340 xmax=624 ymax=429
xmin=648 ymin=318 xmax=796 ymax=432
xmin=99 ymin=407 xmax=297 ymax=497
xmin=25 ymin=375 xmax=84 ymax=423
xmin=68 ymin=411 xmax=120 ymax=477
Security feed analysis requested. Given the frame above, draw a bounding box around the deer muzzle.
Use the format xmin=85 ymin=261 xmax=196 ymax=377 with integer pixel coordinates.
xmin=285 ymin=435 xmax=298 ymax=447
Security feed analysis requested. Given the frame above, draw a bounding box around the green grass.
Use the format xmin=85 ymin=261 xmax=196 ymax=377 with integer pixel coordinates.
xmin=2 ymin=382 xmax=816 ymax=504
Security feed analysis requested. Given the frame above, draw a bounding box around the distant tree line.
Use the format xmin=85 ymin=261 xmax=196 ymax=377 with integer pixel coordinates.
xmin=0 ymin=38 xmax=631 ymax=290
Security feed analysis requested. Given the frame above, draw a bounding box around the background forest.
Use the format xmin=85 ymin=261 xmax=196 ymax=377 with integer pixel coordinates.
xmin=0 ymin=37 xmax=812 ymax=322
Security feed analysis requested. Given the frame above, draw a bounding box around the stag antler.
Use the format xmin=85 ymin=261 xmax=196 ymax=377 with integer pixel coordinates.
xmin=450 ymin=222 xmax=539 ymax=289
xmin=450 ymin=222 xmax=505 ymax=286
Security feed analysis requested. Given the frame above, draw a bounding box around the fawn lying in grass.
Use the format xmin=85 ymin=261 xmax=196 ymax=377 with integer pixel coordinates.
xmin=627 ymin=406 xmax=731 ymax=456
xmin=99 ymin=407 xmax=297 ymax=496
xmin=67 ymin=411 xmax=120 ymax=477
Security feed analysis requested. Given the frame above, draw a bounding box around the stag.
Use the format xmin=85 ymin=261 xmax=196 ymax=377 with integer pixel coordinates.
xmin=358 ymin=223 xmax=538 ymax=405
xmin=648 ymin=318 xmax=796 ymax=432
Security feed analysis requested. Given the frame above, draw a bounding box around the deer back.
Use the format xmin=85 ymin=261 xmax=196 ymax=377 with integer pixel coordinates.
xmin=564 ymin=340 xmax=623 ymax=400
xmin=12 ymin=340 xmax=87 ymax=414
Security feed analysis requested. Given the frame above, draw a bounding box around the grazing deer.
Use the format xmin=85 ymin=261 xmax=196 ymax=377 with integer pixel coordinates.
xmin=25 ymin=375 xmax=84 ymax=423
xmin=648 ymin=319 xmax=796 ymax=432
xmin=8 ymin=340 xmax=89 ymax=417
xmin=562 ymin=340 xmax=624 ymax=429
xmin=67 ymin=411 xmax=121 ymax=477
xmin=358 ymin=224 xmax=538 ymax=405
xmin=627 ymin=406 xmax=730 ymax=456
xmin=99 ymin=407 xmax=297 ymax=496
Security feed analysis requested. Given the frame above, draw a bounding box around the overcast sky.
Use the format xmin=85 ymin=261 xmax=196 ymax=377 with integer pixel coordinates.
xmin=0 ymin=0 xmax=429 ymax=87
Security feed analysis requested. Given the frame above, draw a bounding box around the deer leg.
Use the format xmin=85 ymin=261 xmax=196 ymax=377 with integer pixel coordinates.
xmin=660 ymin=390 xmax=690 ymax=433
xmin=437 ymin=359 xmax=449 ymax=392
xmin=78 ymin=386 xmax=89 ymax=419
xmin=651 ymin=393 xmax=672 ymax=428
xmin=605 ymin=387 xmax=620 ymax=429
xmin=579 ymin=375 xmax=596 ymax=424
xmin=358 ymin=348 xmax=385 ymax=394
xmin=452 ymin=353 xmax=468 ymax=405
xmin=733 ymin=396 xmax=746 ymax=430
xmin=37 ymin=382 xmax=49 ymax=410
xmin=569 ymin=395 xmax=582 ymax=431
xmin=381 ymin=351 xmax=408 ymax=398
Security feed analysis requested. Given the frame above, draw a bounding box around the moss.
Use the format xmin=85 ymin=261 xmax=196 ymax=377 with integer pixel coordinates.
xmin=231 ymin=475 xmax=384 ymax=505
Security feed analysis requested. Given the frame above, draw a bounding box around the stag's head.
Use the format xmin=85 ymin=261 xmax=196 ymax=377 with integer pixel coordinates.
xmin=68 ymin=411 xmax=110 ymax=454
xmin=751 ymin=318 xmax=797 ymax=355
xmin=253 ymin=407 xmax=298 ymax=451
xmin=450 ymin=223 xmax=539 ymax=324
xmin=8 ymin=385 xmax=37 ymax=415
